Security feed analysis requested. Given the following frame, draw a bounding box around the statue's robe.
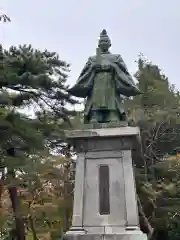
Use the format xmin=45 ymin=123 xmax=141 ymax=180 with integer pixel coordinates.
xmin=69 ymin=52 xmax=141 ymax=120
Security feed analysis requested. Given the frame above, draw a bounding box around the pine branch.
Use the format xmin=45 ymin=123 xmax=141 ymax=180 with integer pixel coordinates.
xmin=0 ymin=14 xmax=11 ymax=23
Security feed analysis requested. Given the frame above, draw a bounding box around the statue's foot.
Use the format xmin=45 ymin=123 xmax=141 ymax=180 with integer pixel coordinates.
xmin=107 ymin=112 xmax=120 ymax=123
xmin=90 ymin=119 xmax=98 ymax=123
xmin=110 ymin=120 xmax=119 ymax=123
xmin=107 ymin=117 xmax=119 ymax=123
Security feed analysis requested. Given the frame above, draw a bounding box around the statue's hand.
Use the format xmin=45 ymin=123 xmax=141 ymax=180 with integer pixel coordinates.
xmin=101 ymin=64 xmax=111 ymax=70
xmin=92 ymin=64 xmax=101 ymax=70
xmin=92 ymin=63 xmax=112 ymax=71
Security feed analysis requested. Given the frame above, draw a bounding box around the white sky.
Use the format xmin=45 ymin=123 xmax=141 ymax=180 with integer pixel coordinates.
xmin=1 ymin=0 xmax=180 ymax=90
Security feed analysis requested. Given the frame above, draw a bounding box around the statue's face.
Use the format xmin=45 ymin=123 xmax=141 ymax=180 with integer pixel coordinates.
xmin=98 ymin=38 xmax=111 ymax=52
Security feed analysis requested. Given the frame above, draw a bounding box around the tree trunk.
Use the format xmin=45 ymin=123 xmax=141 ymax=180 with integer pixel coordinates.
xmin=8 ymin=169 xmax=26 ymax=240
xmin=28 ymin=214 xmax=38 ymax=240
xmin=137 ymin=196 xmax=154 ymax=240
xmin=0 ymin=168 xmax=5 ymax=209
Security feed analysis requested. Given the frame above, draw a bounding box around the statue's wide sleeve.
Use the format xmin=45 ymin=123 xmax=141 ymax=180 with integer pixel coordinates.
xmin=113 ymin=55 xmax=142 ymax=97
xmin=116 ymin=55 xmax=130 ymax=75
xmin=68 ymin=58 xmax=95 ymax=98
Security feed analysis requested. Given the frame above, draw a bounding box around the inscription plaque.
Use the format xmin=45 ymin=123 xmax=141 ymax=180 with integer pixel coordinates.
xmin=99 ymin=165 xmax=110 ymax=215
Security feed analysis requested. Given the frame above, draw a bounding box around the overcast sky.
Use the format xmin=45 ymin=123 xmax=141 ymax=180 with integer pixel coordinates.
xmin=1 ymin=0 xmax=180 ymax=89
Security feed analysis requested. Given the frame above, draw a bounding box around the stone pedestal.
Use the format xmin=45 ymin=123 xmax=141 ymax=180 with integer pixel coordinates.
xmin=65 ymin=127 xmax=147 ymax=240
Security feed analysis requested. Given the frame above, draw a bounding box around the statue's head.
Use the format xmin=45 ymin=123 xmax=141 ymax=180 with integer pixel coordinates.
xmin=98 ymin=29 xmax=111 ymax=52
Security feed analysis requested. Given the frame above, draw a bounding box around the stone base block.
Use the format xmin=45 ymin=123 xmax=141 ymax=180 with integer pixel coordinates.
xmin=65 ymin=232 xmax=147 ymax=240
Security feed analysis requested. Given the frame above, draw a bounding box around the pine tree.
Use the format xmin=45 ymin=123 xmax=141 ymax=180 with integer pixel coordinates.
xmin=125 ymin=55 xmax=180 ymax=239
xmin=0 ymin=44 xmax=77 ymax=239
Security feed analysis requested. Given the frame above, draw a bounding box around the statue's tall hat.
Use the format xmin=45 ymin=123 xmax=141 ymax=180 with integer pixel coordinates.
xmin=99 ymin=29 xmax=111 ymax=46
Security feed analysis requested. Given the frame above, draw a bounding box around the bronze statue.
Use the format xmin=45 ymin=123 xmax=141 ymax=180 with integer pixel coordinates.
xmin=69 ymin=29 xmax=141 ymax=124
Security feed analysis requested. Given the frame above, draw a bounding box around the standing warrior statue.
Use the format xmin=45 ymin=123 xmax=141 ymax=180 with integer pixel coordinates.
xmin=69 ymin=29 xmax=141 ymax=123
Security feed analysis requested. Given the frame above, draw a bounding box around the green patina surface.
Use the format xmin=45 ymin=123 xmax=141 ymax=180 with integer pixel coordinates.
xmin=69 ymin=29 xmax=142 ymax=125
